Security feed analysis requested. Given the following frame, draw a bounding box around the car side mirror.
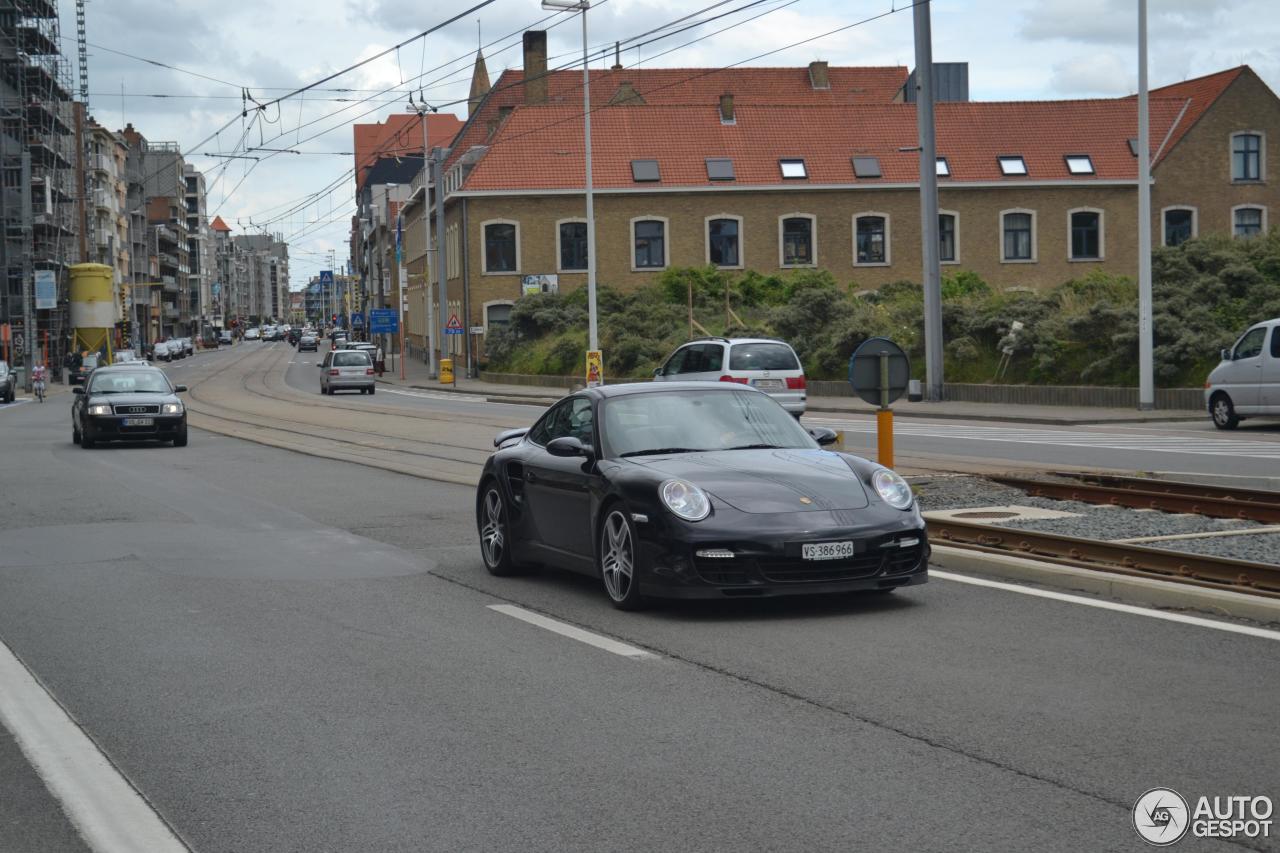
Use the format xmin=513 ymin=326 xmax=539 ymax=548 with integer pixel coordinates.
xmin=72 ymin=387 xmax=84 ymax=395
xmin=808 ymin=427 xmax=839 ymax=446
xmin=316 ymin=362 xmax=323 ymax=367
xmin=174 ymin=384 xmax=188 ymax=393
xmin=547 ymin=436 xmax=591 ymax=458
xmin=653 ymin=367 xmax=664 ymax=377
xmin=1222 ymin=348 xmax=1232 ymax=361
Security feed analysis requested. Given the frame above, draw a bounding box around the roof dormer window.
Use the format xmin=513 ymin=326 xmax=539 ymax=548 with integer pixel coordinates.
xmin=998 ymin=156 xmax=1027 ymax=176
xmin=1065 ymin=155 xmax=1095 ymax=175
xmin=779 ymin=159 xmax=807 ymax=179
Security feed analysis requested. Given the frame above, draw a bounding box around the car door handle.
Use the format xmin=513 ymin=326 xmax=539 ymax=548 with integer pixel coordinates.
xmin=525 ymin=471 xmax=538 ymax=482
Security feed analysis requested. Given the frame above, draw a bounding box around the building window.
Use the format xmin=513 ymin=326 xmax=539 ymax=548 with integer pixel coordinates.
xmin=484 ymin=301 xmax=513 ymax=333
xmin=998 ymin=155 xmax=1028 ymax=176
xmin=936 ymin=157 xmax=950 ymax=177
xmin=852 ymin=157 xmax=881 ymax=178
xmin=706 ymin=217 xmax=741 ymax=268
xmin=938 ymin=212 xmax=957 ymax=263
xmin=1069 ymin=209 xmax=1102 ymax=260
xmin=1233 ymin=206 xmax=1265 ymax=238
xmin=1162 ymin=207 xmax=1196 ymax=247
xmin=779 ymin=159 xmax=807 ymax=179
xmin=779 ymin=215 xmax=815 ymax=267
xmin=1065 ymin=155 xmax=1095 ymax=175
xmin=632 ymin=218 xmax=667 ymax=269
xmin=854 ymin=213 xmax=889 ymax=265
xmin=706 ymin=158 xmax=735 ymax=181
xmin=1231 ymin=133 xmax=1263 ymax=181
xmin=631 ymin=159 xmax=660 ymax=182
xmin=557 ymin=220 xmax=588 ymax=271
xmin=482 ymin=221 xmax=518 ymax=273
xmin=1001 ymin=210 xmax=1035 ymax=262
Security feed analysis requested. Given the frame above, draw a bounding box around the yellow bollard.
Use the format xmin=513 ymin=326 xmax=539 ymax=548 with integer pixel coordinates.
xmin=439 ymin=358 xmax=454 ymax=384
xmin=876 ymin=408 xmax=894 ymax=469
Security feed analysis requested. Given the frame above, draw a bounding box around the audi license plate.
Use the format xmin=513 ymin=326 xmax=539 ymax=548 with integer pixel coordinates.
xmin=122 ymin=417 xmax=154 ymax=427
xmin=802 ymin=541 xmax=854 ymax=561
xmin=753 ymin=379 xmax=783 ymax=390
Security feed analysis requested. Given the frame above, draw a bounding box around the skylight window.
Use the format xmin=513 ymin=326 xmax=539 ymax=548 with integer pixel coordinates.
xmin=779 ymin=159 xmax=807 ymax=179
xmin=1065 ymin=155 xmax=1095 ymax=175
xmin=630 ymin=159 xmax=660 ymax=182
xmin=936 ymin=157 xmax=950 ymax=177
xmin=706 ymin=158 xmax=735 ymax=181
xmin=1128 ymin=138 xmax=1140 ymax=156
xmin=998 ymin=156 xmax=1027 ymax=176
xmin=852 ymin=156 xmax=881 ymax=178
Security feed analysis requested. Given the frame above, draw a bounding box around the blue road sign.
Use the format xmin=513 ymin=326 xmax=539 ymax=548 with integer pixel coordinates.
xmin=319 ymin=269 xmax=334 ymax=284
xmin=351 ymin=312 xmax=365 ymax=328
xmin=368 ymin=308 xmax=398 ymax=334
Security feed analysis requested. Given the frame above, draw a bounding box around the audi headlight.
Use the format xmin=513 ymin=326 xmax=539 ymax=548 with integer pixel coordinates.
xmin=872 ymin=468 xmax=913 ymax=510
xmin=660 ymin=478 xmax=711 ymax=521
xmin=87 ymin=404 xmax=111 ymax=415
xmin=162 ymin=402 xmax=183 ymax=414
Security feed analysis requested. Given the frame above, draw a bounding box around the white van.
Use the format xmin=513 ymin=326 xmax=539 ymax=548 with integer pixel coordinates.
xmin=1204 ymin=317 xmax=1280 ymax=429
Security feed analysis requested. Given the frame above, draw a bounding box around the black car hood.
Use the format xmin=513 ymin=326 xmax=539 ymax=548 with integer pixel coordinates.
xmin=627 ymin=449 xmax=870 ymax=513
xmin=87 ymin=392 xmax=177 ymax=407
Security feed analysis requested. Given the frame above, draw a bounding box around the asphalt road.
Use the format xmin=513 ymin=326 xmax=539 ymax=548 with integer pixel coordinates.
xmin=0 ymin=351 xmax=1276 ymax=852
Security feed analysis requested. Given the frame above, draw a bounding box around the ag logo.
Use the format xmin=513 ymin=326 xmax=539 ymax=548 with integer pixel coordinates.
xmin=1134 ymin=788 xmax=1190 ymax=846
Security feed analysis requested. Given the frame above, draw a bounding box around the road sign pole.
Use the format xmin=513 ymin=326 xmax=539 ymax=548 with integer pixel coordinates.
xmin=877 ymin=351 xmax=894 ymax=469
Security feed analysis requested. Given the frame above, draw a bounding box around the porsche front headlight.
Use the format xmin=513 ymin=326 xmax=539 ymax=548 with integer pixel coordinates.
xmin=872 ymin=468 xmax=913 ymax=510
xmin=660 ymin=478 xmax=711 ymax=521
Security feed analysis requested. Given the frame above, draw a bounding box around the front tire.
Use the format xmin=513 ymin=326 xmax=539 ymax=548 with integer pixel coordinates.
xmin=72 ymin=424 xmax=81 ymax=444
xmin=80 ymin=426 xmax=95 ymax=449
xmin=173 ymin=424 xmax=188 ymax=447
xmin=599 ymin=507 xmax=645 ymax=610
xmin=478 ymin=484 xmax=520 ymax=576
xmin=1210 ymin=393 xmax=1239 ymax=430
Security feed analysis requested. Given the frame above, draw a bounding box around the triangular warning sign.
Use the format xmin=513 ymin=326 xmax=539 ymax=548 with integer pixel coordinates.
xmin=446 ymin=314 xmax=463 ymax=330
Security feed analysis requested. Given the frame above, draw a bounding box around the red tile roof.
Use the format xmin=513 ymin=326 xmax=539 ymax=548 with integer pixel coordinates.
xmin=1131 ymin=66 xmax=1246 ymax=162
xmin=210 ymin=215 xmax=232 ymax=232
xmin=354 ymin=112 xmax=462 ymax=190
xmin=460 ymin=98 xmax=1191 ymax=191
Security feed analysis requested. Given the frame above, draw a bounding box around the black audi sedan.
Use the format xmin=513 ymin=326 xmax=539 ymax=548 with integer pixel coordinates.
xmin=72 ymin=363 xmax=188 ymax=448
xmin=476 ymin=382 xmax=928 ymax=609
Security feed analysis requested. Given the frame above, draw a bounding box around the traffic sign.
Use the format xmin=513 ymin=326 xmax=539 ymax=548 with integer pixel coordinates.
xmin=368 ymin=308 xmax=398 ymax=334
xmin=351 ymin=312 xmax=365 ymax=328
xmin=849 ymin=337 xmax=910 ymax=408
xmin=319 ymin=270 xmax=334 ymax=284
xmin=469 ymin=325 xmax=485 ymax=336
xmin=444 ymin=313 xmax=464 ymax=335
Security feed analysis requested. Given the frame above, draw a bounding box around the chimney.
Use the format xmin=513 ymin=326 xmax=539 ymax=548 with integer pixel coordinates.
xmin=612 ymin=41 xmax=622 ymax=71
xmin=523 ymin=30 xmax=548 ymax=105
xmin=808 ymin=60 xmax=830 ymax=90
xmin=719 ymin=93 xmax=735 ymax=124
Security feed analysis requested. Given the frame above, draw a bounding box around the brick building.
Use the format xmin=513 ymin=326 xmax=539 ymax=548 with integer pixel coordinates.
xmin=399 ymin=32 xmax=1279 ymax=362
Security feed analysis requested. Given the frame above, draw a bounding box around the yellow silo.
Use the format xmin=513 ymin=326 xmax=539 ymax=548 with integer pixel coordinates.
xmin=69 ymin=263 xmax=116 ymax=360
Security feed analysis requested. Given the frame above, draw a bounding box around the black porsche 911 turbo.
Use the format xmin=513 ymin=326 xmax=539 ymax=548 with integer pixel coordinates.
xmin=476 ymin=382 xmax=928 ymax=609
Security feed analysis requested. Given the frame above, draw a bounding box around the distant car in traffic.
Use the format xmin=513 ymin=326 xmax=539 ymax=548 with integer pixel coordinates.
xmin=71 ymin=363 xmax=189 ymax=448
xmin=70 ymin=352 xmax=102 ymax=384
xmin=113 ymin=349 xmax=141 ymax=364
xmin=298 ymin=333 xmax=318 ymax=352
xmin=318 ymin=348 xmax=375 ymax=395
xmin=244 ymin=328 xmax=261 ymax=341
xmin=475 ymin=382 xmax=927 ymax=609
xmin=218 ymin=330 xmax=234 ymax=346
xmin=653 ymin=337 xmax=807 ymax=417
xmin=286 ymin=328 xmax=301 ymax=346
xmin=1205 ymin=316 xmax=1280 ymax=429
xmin=151 ymin=340 xmax=173 ymax=362
xmin=0 ymin=360 xmax=15 ymax=403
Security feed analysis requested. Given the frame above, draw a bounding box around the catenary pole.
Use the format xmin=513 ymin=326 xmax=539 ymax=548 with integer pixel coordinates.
xmin=420 ymin=108 xmax=437 ymax=377
xmin=435 ymin=147 xmax=449 ymax=373
xmin=21 ymin=152 xmax=34 ymax=393
xmin=914 ymin=0 xmax=943 ymax=402
xmin=582 ymin=4 xmax=598 ymax=354
xmin=1137 ymin=0 xmax=1154 ymax=410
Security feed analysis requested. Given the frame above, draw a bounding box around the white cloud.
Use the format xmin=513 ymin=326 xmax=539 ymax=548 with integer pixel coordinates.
xmin=1047 ymin=52 xmax=1134 ymax=97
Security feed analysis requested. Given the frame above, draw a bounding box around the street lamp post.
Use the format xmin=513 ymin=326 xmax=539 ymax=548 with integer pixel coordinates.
xmin=410 ymin=101 xmax=438 ymax=378
xmin=543 ymin=0 xmax=597 ymax=357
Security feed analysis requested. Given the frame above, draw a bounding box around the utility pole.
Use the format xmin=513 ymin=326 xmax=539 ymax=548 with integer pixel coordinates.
xmin=20 ymin=152 xmax=34 ymax=392
xmin=914 ymin=0 xmax=944 ymax=402
xmin=1137 ymin=0 xmax=1154 ymax=410
xmin=418 ymin=107 xmax=437 ymax=377
xmin=75 ymin=104 xmax=87 ymax=263
xmin=434 ymin=147 xmax=449 ymax=370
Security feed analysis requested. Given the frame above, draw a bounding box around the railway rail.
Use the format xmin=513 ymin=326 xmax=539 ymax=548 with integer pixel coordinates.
xmin=989 ymin=474 xmax=1280 ymax=525
xmin=929 ymin=517 xmax=1280 ymax=598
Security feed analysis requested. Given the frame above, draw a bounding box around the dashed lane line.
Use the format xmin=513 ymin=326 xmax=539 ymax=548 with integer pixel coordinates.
xmin=487 ymin=604 xmax=658 ymax=658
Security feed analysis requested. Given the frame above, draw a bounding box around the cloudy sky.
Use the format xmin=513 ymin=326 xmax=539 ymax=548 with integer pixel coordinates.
xmin=66 ymin=0 xmax=1279 ymax=288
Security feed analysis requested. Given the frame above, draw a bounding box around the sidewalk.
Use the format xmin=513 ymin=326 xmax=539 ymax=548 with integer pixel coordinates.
xmin=373 ymin=353 xmax=1204 ymax=426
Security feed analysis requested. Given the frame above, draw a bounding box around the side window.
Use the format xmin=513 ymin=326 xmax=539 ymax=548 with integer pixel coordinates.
xmin=567 ymin=397 xmax=594 ymax=445
xmin=1235 ymin=327 xmax=1266 ymax=360
xmin=662 ymin=347 xmax=689 ymax=376
xmin=528 ymin=399 xmax=572 ymax=446
xmin=702 ymin=344 xmax=724 ymax=372
xmin=1271 ymin=328 xmax=1280 ymax=359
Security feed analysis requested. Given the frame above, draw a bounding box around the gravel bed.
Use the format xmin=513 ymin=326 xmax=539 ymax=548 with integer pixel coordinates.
xmin=907 ymin=474 xmax=1278 ymax=565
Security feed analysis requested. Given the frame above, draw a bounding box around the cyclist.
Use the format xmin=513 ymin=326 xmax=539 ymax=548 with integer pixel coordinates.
xmin=31 ymin=362 xmax=47 ymax=402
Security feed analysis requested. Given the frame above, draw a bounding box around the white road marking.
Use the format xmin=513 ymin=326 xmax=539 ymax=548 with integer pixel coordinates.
xmin=0 ymin=398 xmax=31 ymax=409
xmin=382 ymin=387 xmax=489 ymax=403
xmin=488 ymin=604 xmax=657 ymax=658
xmin=815 ymin=419 xmax=1280 ymax=460
xmin=0 ymin=638 xmax=188 ymax=853
xmin=931 ymin=570 xmax=1280 ymax=641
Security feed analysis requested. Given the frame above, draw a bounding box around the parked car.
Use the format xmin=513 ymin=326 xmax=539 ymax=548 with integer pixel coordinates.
xmin=475 ymin=382 xmax=927 ymax=609
xmin=244 ymin=328 xmax=261 ymax=341
xmin=176 ymin=337 xmax=194 ymax=357
xmin=0 ymin=360 xmax=15 ymax=403
xmin=218 ymin=330 xmax=234 ymax=346
xmin=298 ymin=334 xmax=319 ymax=352
xmin=653 ymin=337 xmax=807 ymax=417
xmin=1205 ymin=316 xmax=1280 ymax=429
xmin=113 ymin=349 xmax=141 ymax=364
xmin=151 ymin=340 xmax=173 ymax=362
xmin=70 ymin=352 xmax=102 ymax=384
xmin=318 ymin=349 xmax=375 ymax=395
xmin=72 ymin=363 xmax=188 ymax=448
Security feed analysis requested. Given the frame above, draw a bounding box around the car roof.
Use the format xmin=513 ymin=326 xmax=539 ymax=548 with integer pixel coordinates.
xmin=583 ymin=381 xmax=768 ymax=400
xmin=94 ymin=362 xmax=165 ymax=373
xmin=680 ymin=337 xmax=791 ymax=347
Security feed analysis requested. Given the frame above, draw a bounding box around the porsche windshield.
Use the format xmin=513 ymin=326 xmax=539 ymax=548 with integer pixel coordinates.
xmin=602 ymin=389 xmax=815 ymax=458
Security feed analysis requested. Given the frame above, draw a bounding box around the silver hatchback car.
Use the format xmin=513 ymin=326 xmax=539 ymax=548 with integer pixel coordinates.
xmin=319 ymin=349 xmax=376 ymax=395
xmin=653 ymin=337 xmax=807 ymax=416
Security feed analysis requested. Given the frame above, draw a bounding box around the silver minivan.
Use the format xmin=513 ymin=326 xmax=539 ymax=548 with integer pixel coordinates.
xmin=1204 ymin=317 xmax=1280 ymax=429
xmin=654 ymin=337 xmax=807 ymax=416
xmin=319 ymin=349 xmax=376 ymax=395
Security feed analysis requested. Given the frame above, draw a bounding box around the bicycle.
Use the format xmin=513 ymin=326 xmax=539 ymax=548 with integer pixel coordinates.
xmin=33 ymin=378 xmax=45 ymax=403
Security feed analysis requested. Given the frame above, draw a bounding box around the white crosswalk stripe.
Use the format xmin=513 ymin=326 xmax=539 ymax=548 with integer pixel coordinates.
xmin=812 ymin=418 xmax=1280 ymax=460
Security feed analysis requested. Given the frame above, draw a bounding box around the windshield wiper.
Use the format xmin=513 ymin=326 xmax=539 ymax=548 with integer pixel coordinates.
xmin=725 ymin=443 xmax=785 ymax=450
xmin=620 ymin=447 xmax=709 ymax=458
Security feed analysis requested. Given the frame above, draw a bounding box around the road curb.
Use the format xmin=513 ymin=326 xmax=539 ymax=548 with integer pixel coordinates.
xmin=930 ymin=544 xmax=1280 ymax=625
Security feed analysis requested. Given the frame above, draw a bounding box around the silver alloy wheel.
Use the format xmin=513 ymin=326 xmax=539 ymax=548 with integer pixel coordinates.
xmin=480 ymin=488 xmax=505 ymax=568
xmin=601 ymin=510 xmax=634 ymax=602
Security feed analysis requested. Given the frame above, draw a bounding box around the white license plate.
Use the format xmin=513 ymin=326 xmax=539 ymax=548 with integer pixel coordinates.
xmin=802 ymin=541 xmax=854 ymax=561
xmin=753 ymin=379 xmax=783 ymax=390
xmin=122 ymin=417 xmax=154 ymax=427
